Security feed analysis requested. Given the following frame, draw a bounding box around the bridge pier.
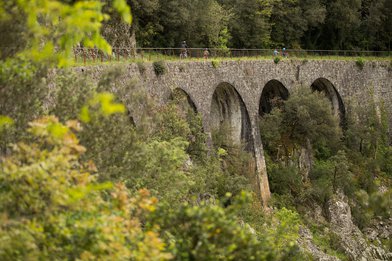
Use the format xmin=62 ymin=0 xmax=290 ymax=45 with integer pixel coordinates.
xmin=251 ymin=116 xmax=271 ymax=207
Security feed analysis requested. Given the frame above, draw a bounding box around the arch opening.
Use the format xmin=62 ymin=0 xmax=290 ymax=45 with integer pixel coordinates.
xmin=169 ymin=88 xmax=198 ymax=113
xmin=259 ymin=80 xmax=289 ymax=116
xmin=311 ymin=78 xmax=346 ymax=124
xmin=210 ymin=82 xmax=253 ymax=151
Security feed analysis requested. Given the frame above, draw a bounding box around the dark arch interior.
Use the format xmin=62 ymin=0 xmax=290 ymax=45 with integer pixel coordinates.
xmin=210 ymin=83 xmax=253 ymax=150
xmin=311 ymin=78 xmax=346 ymax=125
xmin=169 ymin=88 xmax=197 ymax=113
xmin=259 ymin=80 xmax=289 ymax=115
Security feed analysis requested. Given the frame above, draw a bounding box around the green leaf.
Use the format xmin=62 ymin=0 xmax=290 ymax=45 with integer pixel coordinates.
xmin=0 ymin=115 xmax=14 ymax=130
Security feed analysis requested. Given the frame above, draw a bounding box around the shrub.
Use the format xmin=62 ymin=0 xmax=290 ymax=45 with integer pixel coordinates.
xmin=148 ymin=194 xmax=304 ymax=260
xmin=274 ymin=57 xmax=280 ymax=64
xmin=268 ymin=162 xmax=303 ymax=196
xmin=355 ymin=58 xmax=365 ymax=70
xmin=0 ymin=116 xmax=171 ymax=260
xmin=153 ymin=60 xmax=167 ymax=76
xmin=211 ymin=60 xmax=220 ymax=68
xmin=137 ymin=61 xmax=146 ymax=75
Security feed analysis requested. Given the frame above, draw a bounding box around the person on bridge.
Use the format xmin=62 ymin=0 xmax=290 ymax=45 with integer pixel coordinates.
xmin=282 ymin=47 xmax=288 ymax=57
xmin=203 ymin=48 xmax=210 ymax=59
xmin=180 ymin=41 xmax=188 ymax=58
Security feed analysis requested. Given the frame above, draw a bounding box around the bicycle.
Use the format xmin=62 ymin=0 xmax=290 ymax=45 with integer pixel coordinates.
xmin=180 ymin=48 xmax=188 ymax=59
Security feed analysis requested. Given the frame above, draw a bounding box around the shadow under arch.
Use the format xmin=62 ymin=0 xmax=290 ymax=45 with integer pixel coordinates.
xmin=259 ymin=79 xmax=289 ymax=116
xmin=210 ymin=82 xmax=253 ymax=151
xmin=169 ymin=88 xmax=198 ymax=113
xmin=311 ymin=78 xmax=346 ymax=125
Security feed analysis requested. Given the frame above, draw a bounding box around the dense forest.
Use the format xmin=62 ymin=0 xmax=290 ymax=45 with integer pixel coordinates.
xmin=128 ymin=0 xmax=392 ymax=50
xmin=0 ymin=0 xmax=391 ymax=260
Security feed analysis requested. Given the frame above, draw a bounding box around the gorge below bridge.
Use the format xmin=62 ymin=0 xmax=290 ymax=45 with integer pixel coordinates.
xmin=79 ymin=59 xmax=392 ymax=205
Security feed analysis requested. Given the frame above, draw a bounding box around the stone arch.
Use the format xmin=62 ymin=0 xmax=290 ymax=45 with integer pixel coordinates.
xmin=311 ymin=78 xmax=346 ymax=124
xmin=259 ymin=80 xmax=289 ymax=115
xmin=169 ymin=88 xmax=198 ymax=113
xmin=210 ymin=82 xmax=253 ymax=150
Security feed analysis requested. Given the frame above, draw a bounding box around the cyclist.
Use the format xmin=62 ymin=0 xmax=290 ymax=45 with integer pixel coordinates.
xmin=180 ymin=41 xmax=188 ymax=58
xmin=282 ymin=47 xmax=288 ymax=57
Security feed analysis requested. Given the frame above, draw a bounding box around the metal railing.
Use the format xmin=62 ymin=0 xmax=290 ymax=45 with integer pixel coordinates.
xmin=73 ymin=47 xmax=391 ymax=64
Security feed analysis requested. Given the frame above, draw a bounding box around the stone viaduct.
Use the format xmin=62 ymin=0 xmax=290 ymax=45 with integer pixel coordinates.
xmin=80 ymin=59 xmax=392 ymax=205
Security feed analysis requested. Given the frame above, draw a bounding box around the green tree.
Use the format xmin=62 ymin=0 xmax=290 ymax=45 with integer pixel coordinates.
xmin=101 ymin=0 xmax=135 ymax=49
xmin=219 ymin=0 xmax=272 ymax=48
xmin=322 ymin=0 xmax=362 ymax=49
xmin=300 ymin=0 xmax=327 ymax=49
xmin=153 ymin=0 xmax=231 ymax=48
xmin=270 ymin=0 xmax=308 ymax=48
xmin=260 ymin=87 xmax=342 ymax=163
xmin=128 ymin=0 xmax=160 ymax=47
xmin=358 ymin=0 xmax=392 ymax=50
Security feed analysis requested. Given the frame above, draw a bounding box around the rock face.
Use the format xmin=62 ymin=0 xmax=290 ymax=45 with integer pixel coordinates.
xmin=326 ymin=193 xmax=391 ymax=260
xmin=363 ymin=218 xmax=392 ymax=247
xmin=297 ymin=226 xmax=340 ymax=261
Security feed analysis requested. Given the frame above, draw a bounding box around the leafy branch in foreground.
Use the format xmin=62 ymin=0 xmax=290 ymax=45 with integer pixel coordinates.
xmin=0 ymin=0 xmax=131 ymax=66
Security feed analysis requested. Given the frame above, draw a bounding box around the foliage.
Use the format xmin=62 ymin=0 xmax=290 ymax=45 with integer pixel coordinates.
xmin=147 ymin=193 xmax=304 ymax=260
xmin=211 ymin=59 xmax=220 ymax=68
xmin=355 ymin=58 xmax=365 ymax=70
xmin=270 ymin=0 xmax=308 ymax=48
xmin=305 ymin=151 xmax=354 ymax=207
xmin=261 ymin=82 xmax=392 ymax=254
xmin=274 ymin=57 xmax=280 ymax=64
xmin=79 ymin=92 xmax=126 ymax=123
xmin=132 ymin=0 xmax=231 ymax=48
xmin=137 ymin=61 xmax=146 ymax=74
xmin=165 ymin=89 xmax=208 ymax=162
xmin=260 ymin=86 xmax=342 ymax=164
xmin=130 ymin=0 xmax=391 ymax=51
xmin=0 ymin=58 xmax=47 ymax=154
xmin=211 ymin=123 xmax=254 ymax=198
xmin=0 ymin=116 xmax=171 ymax=260
xmin=0 ymin=0 xmax=131 ymax=66
xmin=219 ymin=0 xmax=271 ymax=48
xmin=345 ymin=93 xmax=392 ymax=178
xmin=0 ymin=0 xmax=132 ymax=155
xmin=263 ymin=207 xmax=302 ymax=258
xmin=78 ymin=90 xmax=192 ymax=204
xmin=101 ymin=0 xmax=135 ymax=49
xmin=309 ymin=224 xmax=349 ymax=260
xmin=282 ymin=87 xmax=342 ymax=149
xmin=267 ymin=158 xmax=303 ymax=196
xmin=0 ymin=111 xmax=306 ymax=260
xmin=153 ymin=60 xmax=167 ymax=76
xmin=149 ymin=200 xmax=267 ymax=260
xmin=0 ymin=116 xmax=13 ymax=131
xmin=355 ymin=188 xmax=392 ymax=221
